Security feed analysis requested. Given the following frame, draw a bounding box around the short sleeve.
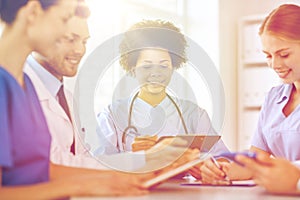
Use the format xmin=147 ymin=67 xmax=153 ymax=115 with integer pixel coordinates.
xmin=0 ymin=78 xmax=13 ymax=167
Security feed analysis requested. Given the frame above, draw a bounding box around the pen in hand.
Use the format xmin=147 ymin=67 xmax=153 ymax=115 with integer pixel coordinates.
xmin=210 ymin=156 xmax=232 ymax=185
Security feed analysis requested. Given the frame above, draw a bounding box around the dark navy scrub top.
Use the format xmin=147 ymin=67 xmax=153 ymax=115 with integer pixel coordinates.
xmin=0 ymin=67 xmax=51 ymax=185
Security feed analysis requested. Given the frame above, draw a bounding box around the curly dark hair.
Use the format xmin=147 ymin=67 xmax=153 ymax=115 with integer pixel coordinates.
xmin=119 ymin=19 xmax=187 ymax=73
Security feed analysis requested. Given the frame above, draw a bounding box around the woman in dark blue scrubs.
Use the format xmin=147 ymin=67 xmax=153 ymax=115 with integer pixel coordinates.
xmin=0 ymin=0 xmax=147 ymax=198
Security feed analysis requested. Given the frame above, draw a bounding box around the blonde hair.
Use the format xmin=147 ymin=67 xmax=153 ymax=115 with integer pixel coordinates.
xmin=260 ymin=4 xmax=300 ymax=42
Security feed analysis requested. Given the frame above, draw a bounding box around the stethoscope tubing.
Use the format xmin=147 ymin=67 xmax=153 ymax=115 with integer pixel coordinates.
xmin=121 ymin=92 xmax=188 ymax=150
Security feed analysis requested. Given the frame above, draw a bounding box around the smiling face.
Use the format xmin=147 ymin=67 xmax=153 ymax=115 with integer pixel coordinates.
xmin=134 ymin=48 xmax=173 ymax=95
xmin=37 ymin=16 xmax=90 ymax=81
xmin=261 ymin=33 xmax=300 ymax=85
xmin=30 ymin=0 xmax=76 ymax=55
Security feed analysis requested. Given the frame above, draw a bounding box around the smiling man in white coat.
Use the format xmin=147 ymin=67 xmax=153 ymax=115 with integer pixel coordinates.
xmin=23 ymin=3 xmax=105 ymax=169
xmin=23 ymin=3 xmax=150 ymax=170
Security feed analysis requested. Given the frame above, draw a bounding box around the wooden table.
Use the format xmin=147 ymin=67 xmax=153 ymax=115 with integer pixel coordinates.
xmin=71 ymin=180 xmax=300 ymax=200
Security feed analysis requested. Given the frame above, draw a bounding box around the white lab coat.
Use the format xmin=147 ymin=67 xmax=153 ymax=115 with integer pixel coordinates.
xmin=96 ymin=95 xmax=229 ymax=154
xmin=24 ymin=64 xmax=107 ymax=169
xmin=24 ymin=63 xmax=146 ymax=171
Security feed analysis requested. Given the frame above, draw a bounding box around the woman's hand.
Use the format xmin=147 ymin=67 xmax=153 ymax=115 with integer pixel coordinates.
xmin=140 ymin=138 xmax=200 ymax=173
xmin=132 ymin=135 xmax=158 ymax=152
xmin=200 ymin=158 xmax=230 ymax=184
xmin=236 ymin=153 xmax=300 ymax=194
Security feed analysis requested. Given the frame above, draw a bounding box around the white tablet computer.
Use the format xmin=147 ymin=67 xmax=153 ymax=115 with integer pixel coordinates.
xmin=142 ymin=158 xmax=203 ymax=188
xmin=141 ymin=135 xmax=221 ymax=188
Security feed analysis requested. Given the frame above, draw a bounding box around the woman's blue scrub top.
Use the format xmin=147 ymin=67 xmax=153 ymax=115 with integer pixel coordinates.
xmin=0 ymin=67 xmax=51 ymax=186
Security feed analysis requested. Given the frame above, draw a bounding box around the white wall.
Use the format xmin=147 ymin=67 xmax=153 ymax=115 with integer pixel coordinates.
xmin=219 ymin=0 xmax=300 ymax=150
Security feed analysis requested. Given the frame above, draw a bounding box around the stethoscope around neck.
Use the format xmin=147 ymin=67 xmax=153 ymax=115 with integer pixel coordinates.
xmin=121 ymin=91 xmax=188 ymax=151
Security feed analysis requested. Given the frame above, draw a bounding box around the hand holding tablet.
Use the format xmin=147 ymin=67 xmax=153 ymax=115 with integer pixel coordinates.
xmin=216 ymin=151 xmax=257 ymax=166
xmin=158 ymin=134 xmax=221 ymax=152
